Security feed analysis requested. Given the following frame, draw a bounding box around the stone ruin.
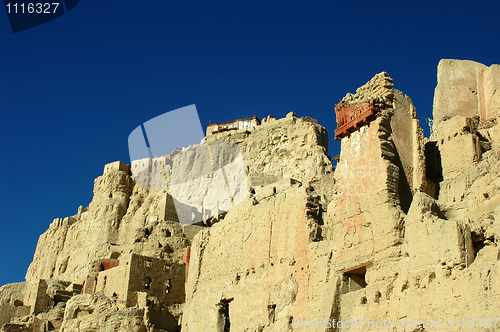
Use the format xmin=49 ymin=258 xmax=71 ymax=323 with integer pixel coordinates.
xmin=0 ymin=59 xmax=499 ymax=332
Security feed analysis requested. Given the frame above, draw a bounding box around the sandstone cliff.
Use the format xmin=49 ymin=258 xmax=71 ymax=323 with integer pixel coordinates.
xmin=1 ymin=59 xmax=499 ymax=332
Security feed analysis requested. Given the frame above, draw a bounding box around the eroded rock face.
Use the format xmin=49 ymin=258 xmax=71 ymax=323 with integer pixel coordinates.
xmin=181 ymin=179 xmax=334 ymax=332
xmin=432 ymin=60 xmax=500 ymax=260
xmin=2 ymin=111 xmax=333 ymax=331
xmin=59 ymin=294 xmax=147 ymax=332
xmin=434 ymin=59 xmax=500 ymax=122
xmin=181 ymin=65 xmax=499 ymax=331
xmin=207 ymin=111 xmax=332 ymax=186
xmin=433 ymin=59 xmax=500 ymax=163
xmin=1 ymin=59 xmax=499 ymax=332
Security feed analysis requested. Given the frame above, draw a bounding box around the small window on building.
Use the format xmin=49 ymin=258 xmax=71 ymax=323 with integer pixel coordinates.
xmin=144 ymin=277 xmax=152 ymax=290
xmin=218 ymin=298 xmax=233 ymax=332
xmin=341 ymin=264 xmax=368 ymax=294
xmin=164 ymin=279 xmax=171 ymax=294
xmin=268 ymin=304 xmax=276 ymax=324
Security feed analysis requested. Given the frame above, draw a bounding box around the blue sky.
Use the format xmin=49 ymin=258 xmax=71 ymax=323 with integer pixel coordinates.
xmin=1 ymin=0 xmax=499 ymax=286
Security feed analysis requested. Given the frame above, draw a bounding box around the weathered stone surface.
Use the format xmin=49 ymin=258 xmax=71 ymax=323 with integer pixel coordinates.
xmin=335 ymin=72 xmax=429 ymax=206
xmin=182 ymin=184 xmax=324 ymax=332
xmin=434 ymin=59 xmax=500 ymax=121
xmin=2 ymin=111 xmax=333 ymax=331
xmin=1 ymin=59 xmax=499 ymax=332
xmin=0 ymin=306 xmax=31 ymax=331
xmin=25 ymin=174 xmax=190 ymax=284
xmin=104 ymin=161 xmax=131 ymax=174
xmin=434 ymin=59 xmax=487 ymax=120
xmin=330 ymin=111 xmax=405 ymax=267
xmin=0 ymin=283 xmax=26 ymax=308
xmin=433 ymin=59 xmax=500 ymax=151
xmin=206 ymin=113 xmax=332 ymax=186
xmin=334 ymin=72 xmax=394 ymax=140
xmin=433 ymin=60 xmax=500 ymax=251
xmin=59 ymin=294 xmax=147 ymax=332
xmin=1 ymin=314 xmax=47 ymax=332
xmin=434 ymin=115 xmax=483 ymax=180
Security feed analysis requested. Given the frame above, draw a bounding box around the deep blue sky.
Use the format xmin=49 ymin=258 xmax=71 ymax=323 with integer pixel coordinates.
xmin=1 ymin=1 xmax=499 ymax=286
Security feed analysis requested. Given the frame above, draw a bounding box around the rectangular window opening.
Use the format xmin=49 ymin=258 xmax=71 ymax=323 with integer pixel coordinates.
xmin=218 ymin=298 xmax=233 ymax=332
xmin=341 ymin=264 xmax=369 ymax=294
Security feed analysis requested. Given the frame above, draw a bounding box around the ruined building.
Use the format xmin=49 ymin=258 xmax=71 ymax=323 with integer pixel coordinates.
xmin=206 ymin=116 xmax=261 ymax=135
xmin=0 ymin=59 xmax=499 ymax=331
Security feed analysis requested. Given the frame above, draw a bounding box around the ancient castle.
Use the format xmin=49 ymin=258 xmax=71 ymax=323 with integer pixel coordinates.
xmin=0 ymin=59 xmax=499 ymax=332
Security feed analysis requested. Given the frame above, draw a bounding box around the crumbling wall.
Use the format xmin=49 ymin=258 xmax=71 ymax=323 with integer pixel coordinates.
xmin=325 ymin=69 xmax=499 ymax=331
xmin=330 ymin=110 xmax=405 ymax=265
xmin=24 ymin=111 xmax=333 ymax=287
xmin=207 ymin=112 xmax=332 ymax=186
xmin=0 ymin=283 xmax=26 ymax=308
xmin=25 ymin=168 xmax=134 ymax=283
xmin=59 ymin=294 xmax=147 ymax=332
xmin=2 ymin=60 xmax=499 ymax=332
xmin=325 ymin=63 xmax=500 ymax=331
xmin=433 ymin=60 xmax=500 ymax=217
xmin=329 ymin=72 xmax=414 ymax=272
xmin=127 ymin=254 xmax=185 ymax=305
xmin=25 ymin=170 xmax=190 ymax=285
xmin=23 ymin=279 xmax=49 ymax=315
xmin=333 ymin=73 xmax=429 ymax=208
xmin=103 ymin=161 xmax=131 ymax=174
xmin=0 ymin=305 xmax=31 ymax=329
xmin=182 ymin=182 xmax=330 ymax=331
xmin=434 ymin=115 xmax=483 ymax=181
xmin=94 ymin=258 xmax=130 ymax=305
xmin=391 ymin=89 xmax=429 ymax=199
xmin=433 ymin=59 xmax=500 ymax=123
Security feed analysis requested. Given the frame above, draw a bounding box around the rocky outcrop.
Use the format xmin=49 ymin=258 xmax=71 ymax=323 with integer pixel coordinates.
xmin=59 ymin=294 xmax=147 ymax=332
xmin=1 ymin=59 xmax=499 ymax=332
xmin=433 ymin=59 xmax=499 ymax=182
xmin=2 ymin=111 xmax=333 ymax=331
xmin=433 ymin=59 xmax=500 ymax=123
xmin=206 ymin=111 xmax=332 ymax=186
xmin=182 ymin=182 xmax=320 ymax=331
xmin=181 ymin=64 xmax=499 ymax=331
